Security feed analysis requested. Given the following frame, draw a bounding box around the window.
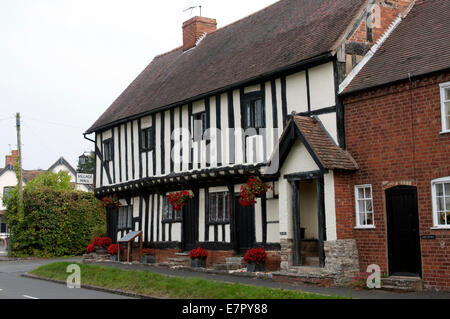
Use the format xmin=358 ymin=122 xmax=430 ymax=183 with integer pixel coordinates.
xmin=209 ymin=192 xmax=231 ymax=223
xmin=431 ymin=177 xmax=450 ymax=228
xmin=192 ymin=112 xmax=207 ymax=141
xmin=355 ymin=185 xmax=374 ymax=228
xmin=243 ymin=97 xmax=264 ymax=130
xmin=366 ymin=12 xmax=373 ymax=42
xmin=3 ymin=186 xmax=14 ymax=199
xmin=141 ymin=127 xmax=154 ymax=152
xmin=103 ymin=139 xmax=114 ymax=162
xmin=162 ymin=197 xmax=182 ymax=222
xmin=440 ymin=82 xmax=450 ymax=133
xmin=118 ymin=206 xmax=133 ymax=230
xmin=0 ymin=215 xmax=8 ymax=234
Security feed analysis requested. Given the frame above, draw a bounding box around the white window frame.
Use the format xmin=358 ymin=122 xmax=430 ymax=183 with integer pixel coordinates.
xmin=439 ymin=81 xmax=450 ymax=134
xmin=354 ymin=184 xmax=375 ymax=229
xmin=431 ymin=176 xmax=450 ymax=229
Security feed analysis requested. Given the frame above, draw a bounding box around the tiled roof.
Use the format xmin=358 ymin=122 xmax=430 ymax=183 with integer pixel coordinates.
xmin=87 ymin=0 xmax=367 ymax=133
xmin=293 ymin=116 xmax=359 ymax=170
xmin=343 ymin=0 xmax=450 ymax=94
xmin=23 ymin=170 xmax=45 ymax=182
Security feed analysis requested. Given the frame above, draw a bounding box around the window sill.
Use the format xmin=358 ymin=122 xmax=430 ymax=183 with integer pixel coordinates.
xmin=439 ymin=131 xmax=450 ymax=135
xmin=354 ymin=226 xmax=376 ymax=230
xmin=430 ymin=226 xmax=450 ymax=230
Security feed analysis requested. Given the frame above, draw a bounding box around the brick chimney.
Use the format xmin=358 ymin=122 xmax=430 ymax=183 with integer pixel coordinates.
xmin=5 ymin=150 xmax=18 ymax=167
xmin=182 ymin=16 xmax=217 ymax=51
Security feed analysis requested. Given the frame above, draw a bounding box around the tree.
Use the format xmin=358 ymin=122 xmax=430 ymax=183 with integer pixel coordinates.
xmin=77 ymin=151 xmax=95 ymax=174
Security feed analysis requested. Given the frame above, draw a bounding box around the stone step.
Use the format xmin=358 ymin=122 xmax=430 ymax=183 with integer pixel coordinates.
xmin=167 ymin=257 xmax=190 ymax=263
xmin=381 ymin=276 xmax=423 ymax=292
xmin=175 ymin=252 xmax=190 ymax=257
xmin=302 ymin=256 xmax=319 ymax=267
xmin=212 ymin=264 xmax=228 ymax=271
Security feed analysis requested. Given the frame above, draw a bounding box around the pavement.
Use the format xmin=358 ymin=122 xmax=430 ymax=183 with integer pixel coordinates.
xmin=0 ymin=257 xmax=132 ymax=299
xmin=89 ymin=261 xmax=450 ymax=299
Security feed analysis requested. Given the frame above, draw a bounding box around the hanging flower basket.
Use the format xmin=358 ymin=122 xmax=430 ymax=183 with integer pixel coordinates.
xmin=99 ymin=194 xmax=120 ymax=209
xmin=168 ymin=190 xmax=194 ymax=211
xmin=239 ymin=176 xmax=271 ymax=207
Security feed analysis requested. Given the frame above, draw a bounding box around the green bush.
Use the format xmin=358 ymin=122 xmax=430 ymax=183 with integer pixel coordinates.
xmin=4 ymin=171 xmax=106 ymax=257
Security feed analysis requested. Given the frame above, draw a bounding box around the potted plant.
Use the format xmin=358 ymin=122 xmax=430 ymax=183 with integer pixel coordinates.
xmin=92 ymin=237 xmax=112 ymax=255
xmin=86 ymin=243 xmax=96 ymax=254
xmin=99 ymin=194 xmax=120 ymax=209
xmin=107 ymin=243 xmax=124 ymax=262
xmin=239 ymin=176 xmax=271 ymax=207
xmin=168 ymin=190 xmax=194 ymax=211
xmin=141 ymin=249 xmax=156 ymax=264
xmin=244 ymin=248 xmax=267 ymax=272
xmin=189 ymin=247 xmax=208 ymax=268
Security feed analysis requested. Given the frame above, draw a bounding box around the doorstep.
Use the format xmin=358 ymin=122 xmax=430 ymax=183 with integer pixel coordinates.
xmin=381 ymin=276 xmax=424 ymax=292
xmin=272 ymin=266 xmax=338 ymax=287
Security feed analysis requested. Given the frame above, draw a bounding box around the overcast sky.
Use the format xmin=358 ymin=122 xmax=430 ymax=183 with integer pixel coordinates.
xmin=0 ymin=0 xmax=278 ymax=170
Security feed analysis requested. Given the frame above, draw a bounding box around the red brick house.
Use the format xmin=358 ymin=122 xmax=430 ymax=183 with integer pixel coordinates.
xmin=339 ymin=0 xmax=450 ymax=291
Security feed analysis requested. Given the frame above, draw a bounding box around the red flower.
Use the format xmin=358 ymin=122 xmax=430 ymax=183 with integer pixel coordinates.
xmin=189 ymin=247 xmax=208 ymax=260
xmin=86 ymin=244 xmax=96 ymax=253
xmin=107 ymin=244 xmax=125 ymax=256
xmin=239 ymin=176 xmax=270 ymax=207
xmin=168 ymin=190 xmax=194 ymax=211
xmin=92 ymin=237 xmax=113 ymax=248
xmin=99 ymin=194 xmax=120 ymax=209
xmin=243 ymin=248 xmax=266 ymax=264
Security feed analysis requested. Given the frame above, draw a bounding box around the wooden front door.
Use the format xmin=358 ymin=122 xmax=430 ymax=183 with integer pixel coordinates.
xmin=107 ymin=208 xmax=118 ymax=243
xmin=234 ymin=199 xmax=256 ymax=254
xmin=386 ymin=186 xmax=422 ymax=276
xmin=182 ymin=198 xmax=197 ymax=251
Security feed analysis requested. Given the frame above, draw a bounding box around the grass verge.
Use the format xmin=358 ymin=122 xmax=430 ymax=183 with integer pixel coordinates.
xmin=29 ymin=262 xmax=347 ymax=299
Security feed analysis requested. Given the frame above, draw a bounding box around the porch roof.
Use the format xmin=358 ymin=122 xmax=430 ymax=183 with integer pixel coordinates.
xmin=268 ymin=116 xmax=359 ymax=172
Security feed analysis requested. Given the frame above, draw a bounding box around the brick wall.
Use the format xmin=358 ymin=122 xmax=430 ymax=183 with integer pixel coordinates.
xmin=340 ymin=71 xmax=450 ymax=290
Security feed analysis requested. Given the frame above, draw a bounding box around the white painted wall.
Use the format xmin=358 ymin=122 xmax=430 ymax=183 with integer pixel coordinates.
xmin=309 ymin=62 xmax=336 ymax=111
xmin=0 ymin=170 xmax=18 ymax=211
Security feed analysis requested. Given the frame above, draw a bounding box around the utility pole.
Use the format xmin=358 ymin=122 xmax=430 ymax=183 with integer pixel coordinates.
xmin=16 ymin=113 xmax=23 ymax=205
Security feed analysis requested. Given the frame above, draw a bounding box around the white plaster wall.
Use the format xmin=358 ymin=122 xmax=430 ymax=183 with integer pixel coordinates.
xmin=318 ymin=113 xmax=338 ymax=145
xmin=266 ymin=198 xmax=280 ymax=243
xmin=309 ymin=62 xmax=336 ymax=110
xmin=0 ymin=170 xmax=18 ymax=211
xmin=286 ymin=71 xmax=308 ymax=114
xmin=324 ymin=171 xmax=337 ymax=241
xmin=198 ymin=188 xmax=205 ymax=242
xmin=299 ymin=180 xmax=318 ymax=240
xmin=50 ymin=164 xmax=76 ymax=182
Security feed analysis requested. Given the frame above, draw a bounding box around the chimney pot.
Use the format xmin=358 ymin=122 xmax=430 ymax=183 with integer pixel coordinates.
xmin=182 ymin=16 xmax=217 ymax=51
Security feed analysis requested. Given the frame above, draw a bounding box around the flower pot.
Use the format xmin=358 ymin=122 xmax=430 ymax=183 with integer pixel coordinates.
xmin=246 ymin=263 xmax=265 ymax=272
xmin=141 ymin=255 xmax=156 ymax=264
xmin=110 ymin=254 xmax=118 ymax=262
xmin=96 ymin=247 xmax=108 ymax=255
xmin=190 ymin=258 xmax=207 ymax=268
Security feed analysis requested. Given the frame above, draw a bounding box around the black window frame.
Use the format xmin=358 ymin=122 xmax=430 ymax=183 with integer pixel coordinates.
xmin=140 ymin=126 xmax=155 ymax=153
xmin=162 ymin=196 xmax=182 ymax=223
xmin=0 ymin=215 xmax=8 ymax=234
xmin=117 ymin=205 xmax=133 ymax=231
xmin=103 ymin=138 xmax=114 ymax=163
xmin=208 ymin=192 xmax=232 ymax=224
xmin=242 ymin=93 xmax=265 ymax=132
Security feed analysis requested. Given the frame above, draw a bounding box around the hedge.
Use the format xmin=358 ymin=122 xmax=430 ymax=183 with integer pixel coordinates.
xmin=6 ymin=188 xmax=106 ymax=257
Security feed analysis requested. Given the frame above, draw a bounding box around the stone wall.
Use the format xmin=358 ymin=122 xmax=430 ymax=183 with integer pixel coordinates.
xmin=324 ymin=239 xmax=360 ymax=286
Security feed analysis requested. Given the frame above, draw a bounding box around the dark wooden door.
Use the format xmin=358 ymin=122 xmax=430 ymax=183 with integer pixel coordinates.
xmin=234 ymin=199 xmax=256 ymax=253
xmin=386 ymin=186 xmax=422 ymax=276
xmin=107 ymin=208 xmax=118 ymax=243
xmin=182 ymin=199 xmax=197 ymax=251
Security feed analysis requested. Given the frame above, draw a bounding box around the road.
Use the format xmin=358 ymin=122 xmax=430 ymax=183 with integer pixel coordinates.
xmin=0 ymin=257 xmax=132 ymax=299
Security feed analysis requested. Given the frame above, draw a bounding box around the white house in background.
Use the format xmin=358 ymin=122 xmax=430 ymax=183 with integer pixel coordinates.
xmin=0 ymin=151 xmax=92 ymax=238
